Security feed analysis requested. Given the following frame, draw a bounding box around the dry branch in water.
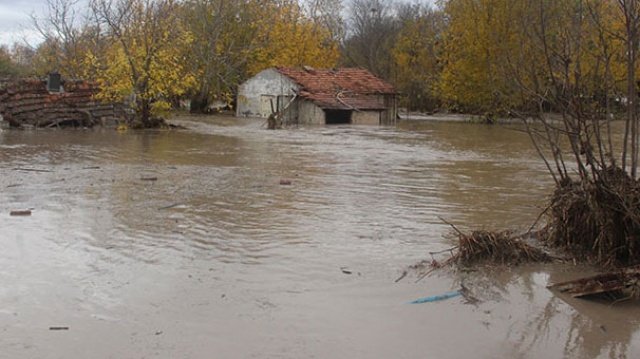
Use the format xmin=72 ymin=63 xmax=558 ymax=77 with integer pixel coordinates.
xmin=436 ymin=217 xmax=550 ymax=267
xmin=452 ymin=230 xmax=550 ymax=266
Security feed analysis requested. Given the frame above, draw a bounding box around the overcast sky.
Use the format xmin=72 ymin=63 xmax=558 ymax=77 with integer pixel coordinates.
xmin=0 ymin=0 xmax=47 ymax=46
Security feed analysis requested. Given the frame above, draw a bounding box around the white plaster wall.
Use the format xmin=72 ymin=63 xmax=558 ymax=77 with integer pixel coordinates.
xmin=236 ymin=69 xmax=299 ymax=118
xmin=299 ymin=101 xmax=325 ymax=125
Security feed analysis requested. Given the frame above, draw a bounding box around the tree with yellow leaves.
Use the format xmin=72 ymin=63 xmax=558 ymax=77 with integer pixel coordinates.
xmin=438 ymin=0 xmax=630 ymax=119
xmin=439 ymin=0 xmax=527 ymax=117
xmin=246 ymin=0 xmax=340 ymax=75
xmin=392 ymin=4 xmax=444 ymax=112
xmin=87 ymin=0 xmax=194 ymax=126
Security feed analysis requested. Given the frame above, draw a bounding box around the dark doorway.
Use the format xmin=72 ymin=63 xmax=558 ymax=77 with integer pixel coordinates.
xmin=324 ymin=109 xmax=352 ymax=124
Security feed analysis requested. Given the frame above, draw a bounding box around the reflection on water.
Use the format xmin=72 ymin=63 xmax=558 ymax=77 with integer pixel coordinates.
xmin=0 ymin=116 xmax=638 ymax=359
xmin=458 ymin=264 xmax=640 ymax=359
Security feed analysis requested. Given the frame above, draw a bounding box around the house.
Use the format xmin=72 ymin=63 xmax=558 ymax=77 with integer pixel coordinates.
xmin=236 ymin=67 xmax=398 ymax=126
xmin=0 ymin=73 xmax=124 ymax=128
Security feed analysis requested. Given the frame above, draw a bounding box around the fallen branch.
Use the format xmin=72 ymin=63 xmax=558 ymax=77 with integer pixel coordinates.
xmin=439 ymin=216 xmax=465 ymax=236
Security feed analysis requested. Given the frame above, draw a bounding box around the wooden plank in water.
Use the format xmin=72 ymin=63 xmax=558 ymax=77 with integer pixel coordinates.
xmin=10 ymin=210 xmax=32 ymax=216
xmin=548 ymin=266 xmax=640 ymax=298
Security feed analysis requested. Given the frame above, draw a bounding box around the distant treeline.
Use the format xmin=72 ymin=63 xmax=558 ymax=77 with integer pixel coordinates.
xmin=0 ymin=0 xmax=637 ymax=121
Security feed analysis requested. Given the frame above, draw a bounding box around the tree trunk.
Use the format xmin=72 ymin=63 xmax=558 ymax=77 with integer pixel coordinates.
xmin=138 ymin=98 xmax=152 ymax=127
xmin=190 ymin=92 xmax=210 ymax=114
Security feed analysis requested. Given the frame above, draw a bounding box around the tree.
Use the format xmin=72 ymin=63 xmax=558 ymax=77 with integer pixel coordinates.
xmin=88 ymin=0 xmax=194 ymax=126
xmin=439 ymin=0 xmax=529 ymax=117
xmin=31 ymin=0 xmax=94 ymax=78
xmin=341 ymin=0 xmax=399 ymax=80
xmin=432 ymin=0 xmax=640 ymax=265
xmin=616 ymin=0 xmax=640 ymax=177
xmin=302 ymin=0 xmax=346 ymax=42
xmin=179 ymin=0 xmax=263 ymax=113
xmin=0 ymin=46 xmax=22 ymax=76
xmin=246 ymin=0 xmax=340 ymax=74
xmin=392 ymin=3 xmax=445 ymax=112
xmin=502 ymin=0 xmax=640 ymax=266
xmin=10 ymin=43 xmax=37 ymax=74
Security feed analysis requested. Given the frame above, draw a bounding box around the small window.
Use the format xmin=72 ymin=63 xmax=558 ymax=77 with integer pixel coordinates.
xmin=47 ymin=71 xmax=62 ymax=93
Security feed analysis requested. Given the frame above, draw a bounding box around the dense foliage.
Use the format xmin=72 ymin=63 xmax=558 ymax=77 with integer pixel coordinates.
xmin=0 ymin=0 xmax=636 ymax=122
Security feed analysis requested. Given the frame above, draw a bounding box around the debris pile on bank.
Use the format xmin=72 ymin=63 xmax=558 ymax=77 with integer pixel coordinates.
xmin=548 ymin=169 xmax=640 ymax=267
xmin=436 ymin=168 xmax=640 ymax=269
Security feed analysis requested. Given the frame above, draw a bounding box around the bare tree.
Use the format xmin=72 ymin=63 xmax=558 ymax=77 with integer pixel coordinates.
xmin=302 ymin=0 xmax=346 ymax=42
xmin=617 ymin=0 xmax=640 ymax=177
xmin=341 ymin=0 xmax=399 ymax=79
xmin=505 ymin=0 xmax=640 ymax=266
xmin=10 ymin=43 xmax=37 ymax=70
xmin=31 ymin=0 xmax=90 ymax=77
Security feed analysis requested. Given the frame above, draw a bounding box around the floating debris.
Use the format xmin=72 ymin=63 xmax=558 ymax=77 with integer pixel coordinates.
xmin=10 ymin=210 xmax=32 ymax=216
xmin=395 ymin=270 xmax=408 ymax=283
xmin=548 ymin=265 xmax=640 ymax=299
xmin=431 ymin=218 xmax=551 ymax=268
xmin=409 ymin=291 xmax=462 ymax=304
xmin=279 ymin=179 xmax=292 ymax=185
xmin=140 ymin=176 xmax=158 ymax=181
xmin=49 ymin=327 xmax=69 ymax=331
xmin=454 ymin=230 xmax=550 ymax=266
xmin=158 ymin=203 xmax=181 ymax=210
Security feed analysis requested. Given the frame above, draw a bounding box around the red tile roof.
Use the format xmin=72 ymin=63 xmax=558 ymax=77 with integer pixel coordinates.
xmin=275 ymin=67 xmax=397 ymax=110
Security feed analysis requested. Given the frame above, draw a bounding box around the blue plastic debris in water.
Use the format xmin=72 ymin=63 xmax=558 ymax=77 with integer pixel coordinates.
xmin=409 ymin=291 xmax=462 ymax=304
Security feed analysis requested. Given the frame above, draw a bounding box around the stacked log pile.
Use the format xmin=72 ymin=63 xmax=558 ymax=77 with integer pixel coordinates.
xmin=0 ymin=78 xmax=125 ymax=128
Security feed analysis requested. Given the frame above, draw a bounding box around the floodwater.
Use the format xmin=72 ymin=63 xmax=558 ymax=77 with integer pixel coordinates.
xmin=1 ymin=115 xmax=639 ymax=359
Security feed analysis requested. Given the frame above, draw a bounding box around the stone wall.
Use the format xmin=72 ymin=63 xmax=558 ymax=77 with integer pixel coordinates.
xmin=0 ymin=78 xmax=125 ymax=128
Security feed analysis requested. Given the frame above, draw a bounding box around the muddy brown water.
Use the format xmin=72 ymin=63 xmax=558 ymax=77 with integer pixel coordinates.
xmin=1 ymin=115 xmax=639 ymax=359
